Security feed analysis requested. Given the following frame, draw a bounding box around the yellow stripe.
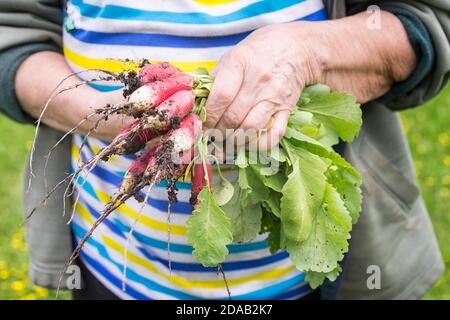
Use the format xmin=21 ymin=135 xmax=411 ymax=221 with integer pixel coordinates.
xmin=74 ymin=203 xmax=94 ymax=225
xmin=91 ymin=145 xmax=102 ymax=154
xmin=64 ymin=45 xmax=217 ymax=73
xmin=96 ymin=190 xmax=187 ymax=236
xmin=72 ymin=144 xmax=81 ymax=161
xmin=103 ymin=236 xmax=295 ymax=289
xmin=193 ymin=0 xmax=237 ymax=5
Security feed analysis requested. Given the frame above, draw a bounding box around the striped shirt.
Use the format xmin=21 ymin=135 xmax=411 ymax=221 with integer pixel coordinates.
xmin=65 ymin=0 xmax=328 ymax=300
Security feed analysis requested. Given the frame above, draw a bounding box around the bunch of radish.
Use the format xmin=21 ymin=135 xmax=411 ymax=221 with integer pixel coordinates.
xmin=28 ymin=61 xmax=363 ymax=297
xmin=26 ymin=62 xmax=218 ymax=290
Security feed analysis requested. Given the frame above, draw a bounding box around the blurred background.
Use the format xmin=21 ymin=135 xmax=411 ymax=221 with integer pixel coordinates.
xmin=0 ymin=85 xmax=449 ymax=300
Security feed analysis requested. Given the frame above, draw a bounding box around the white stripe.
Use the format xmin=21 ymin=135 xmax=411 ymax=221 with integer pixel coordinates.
xmin=71 ymin=0 xmax=324 ymax=36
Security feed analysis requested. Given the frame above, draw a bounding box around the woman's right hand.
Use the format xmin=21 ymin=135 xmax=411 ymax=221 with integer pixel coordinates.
xmin=15 ymin=51 xmax=134 ymax=141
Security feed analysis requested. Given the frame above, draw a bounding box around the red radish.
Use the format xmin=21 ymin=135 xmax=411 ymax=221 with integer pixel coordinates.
xmin=118 ymin=145 xmax=157 ymax=198
xmin=143 ymin=114 xmax=202 ymax=181
xmin=127 ymin=73 xmax=193 ymax=117
xmin=190 ymin=162 xmax=213 ymax=206
xmin=114 ymin=121 xmax=158 ymax=153
xmin=105 ymin=90 xmax=194 ymax=157
xmin=141 ymin=90 xmax=194 ymax=131
xmin=139 ymin=62 xmax=180 ymax=84
xmin=94 ymin=120 xmax=161 ymax=162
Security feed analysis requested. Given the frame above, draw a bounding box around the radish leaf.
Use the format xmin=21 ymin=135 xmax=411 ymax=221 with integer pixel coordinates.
xmin=187 ymin=187 xmax=232 ymax=267
xmin=222 ymin=181 xmax=262 ymax=243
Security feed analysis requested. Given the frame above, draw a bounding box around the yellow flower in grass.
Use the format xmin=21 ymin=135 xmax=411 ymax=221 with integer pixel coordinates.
xmin=22 ymin=294 xmax=38 ymax=300
xmin=425 ymin=176 xmax=435 ymax=187
xmin=11 ymin=228 xmax=27 ymax=251
xmin=443 ymin=175 xmax=450 ymax=186
xmin=11 ymin=281 xmax=26 ymax=292
xmin=0 ymin=269 xmax=10 ymax=280
xmin=0 ymin=260 xmax=7 ymax=270
xmin=438 ymin=132 xmax=449 ymax=146
xmin=444 ymin=156 xmax=450 ymax=167
xmin=34 ymin=286 xmax=49 ymax=298
xmin=439 ymin=187 xmax=449 ymax=198
xmin=410 ymin=132 xmax=421 ymax=144
xmin=416 ymin=143 xmax=428 ymax=155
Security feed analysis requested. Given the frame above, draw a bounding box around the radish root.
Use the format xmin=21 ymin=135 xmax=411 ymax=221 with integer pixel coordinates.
xmin=28 ymin=72 xmax=119 ymax=191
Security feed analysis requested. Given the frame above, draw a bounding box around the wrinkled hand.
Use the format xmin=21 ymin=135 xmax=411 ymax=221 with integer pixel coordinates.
xmin=205 ymin=11 xmax=416 ymax=150
xmin=205 ymin=23 xmax=319 ymax=150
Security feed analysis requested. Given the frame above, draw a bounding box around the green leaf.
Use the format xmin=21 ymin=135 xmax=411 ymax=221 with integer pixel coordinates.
xmin=186 ymin=187 xmax=233 ymax=267
xmin=301 ymin=84 xmax=331 ymax=97
xmin=261 ymin=189 xmax=282 ymax=217
xmin=260 ymin=207 xmax=274 ymax=234
xmin=286 ymin=183 xmax=352 ymax=273
xmin=267 ymin=222 xmax=281 ymax=254
xmin=284 ymin=129 xmax=359 ymax=177
xmin=283 ymin=131 xmax=362 ymax=224
xmin=250 ymin=164 xmax=286 ymax=192
xmin=298 ymin=91 xmax=361 ymax=142
xmin=326 ymin=165 xmax=362 ymax=224
xmin=212 ymin=175 xmax=234 ymax=206
xmin=222 ymin=181 xmax=262 ymax=243
xmin=238 ymin=166 xmax=269 ymax=207
xmin=259 ymin=207 xmax=281 ymax=253
xmin=279 ymin=146 xmax=328 ymax=243
xmin=305 ymin=265 xmax=342 ymax=289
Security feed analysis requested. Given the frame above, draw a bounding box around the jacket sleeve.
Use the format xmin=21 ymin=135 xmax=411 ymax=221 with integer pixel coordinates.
xmin=347 ymin=0 xmax=450 ymax=110
xmin=0 ymin=0 xmax=63 ymax=123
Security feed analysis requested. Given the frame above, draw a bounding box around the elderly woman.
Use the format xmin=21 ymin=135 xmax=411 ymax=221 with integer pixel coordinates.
xmin=0 ymin=0 xmax=448 ymax=300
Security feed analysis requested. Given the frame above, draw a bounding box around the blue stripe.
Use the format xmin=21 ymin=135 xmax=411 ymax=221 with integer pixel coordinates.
xmin=71 ymin=28 xmax=246 ymax=48
xmin=231 ymin=273 xmax=306 ymax=300
xmin=74 ymin=222 xmax=303 ymax=299
xmin=72 ymin=0 xmax=307 ymax=24
xmin=88 ymin=82 xmax=123 ymax=92
xmin=68 ymin=9 xmax=327 ymax=48
xmin=77 ymin=200 xmax=288 ymax=272
xmin=272 ymin=283 xmax=312 ymax=300
xmin=75 ymin=174 xmax=99 ymax=200
xmin=81 ymin=250 xmax=152 ymax=300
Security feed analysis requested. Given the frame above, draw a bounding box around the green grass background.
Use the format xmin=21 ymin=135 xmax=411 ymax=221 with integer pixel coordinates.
xmin=0 ymin=86 xmax=449 ymax=300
